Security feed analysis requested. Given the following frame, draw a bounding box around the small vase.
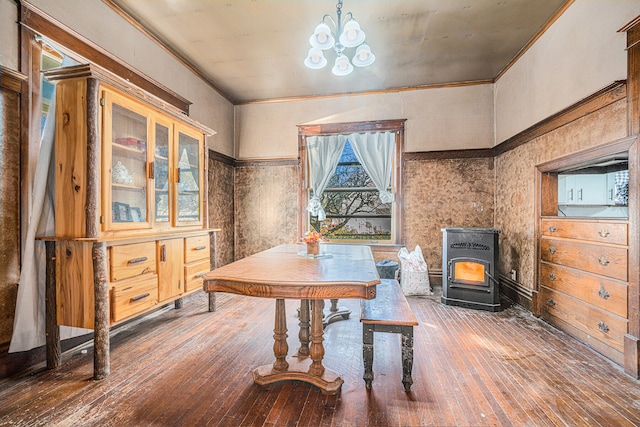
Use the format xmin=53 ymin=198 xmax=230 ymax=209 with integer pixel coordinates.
xmin=306 ymin=241 xmax=320 ymax=256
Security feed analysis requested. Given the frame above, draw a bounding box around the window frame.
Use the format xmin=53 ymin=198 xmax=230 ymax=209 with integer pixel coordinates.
xmin=297 ymin=119 xmax=405 ymax=245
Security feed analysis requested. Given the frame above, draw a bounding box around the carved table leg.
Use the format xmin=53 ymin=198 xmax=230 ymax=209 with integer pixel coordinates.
xmin=309 ymin=299 xmax=325 ymax=377
xmin=253 ymin=298 xmax=343 ymax=394
xmin=273 ymin=299 xmax=289 ymax=372
xmin=363 ymin=324 xmax=374 ymax=388
xmin=297 ymin=299 xmax=310 ymax=357
xmin=401 ymin=326 xmax=414 ymax=392
xmin=322 ymin=298 xmax=351 ymax=328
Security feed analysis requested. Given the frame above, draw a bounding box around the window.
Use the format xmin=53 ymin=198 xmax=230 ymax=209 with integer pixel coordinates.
xmin=298 ymin=120 xmax=405 ymax=244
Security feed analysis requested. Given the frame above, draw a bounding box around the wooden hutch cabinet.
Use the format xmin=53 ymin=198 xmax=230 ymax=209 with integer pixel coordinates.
xmin=43 ymin=64 xmax=217 ymax=378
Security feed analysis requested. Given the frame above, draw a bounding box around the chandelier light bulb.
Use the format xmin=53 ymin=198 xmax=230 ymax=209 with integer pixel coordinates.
xmin=352 ymin=43 xmax=375 ymax=67
xmin=304 ymin=47 xmax=327 ymax=69
xmin=339 ymin=19 xmax=365 ymax=48
xmin=332 ymin=54 xmax=353 ymax=76
xmin=309 ymin=22 xmax=335 ymax=50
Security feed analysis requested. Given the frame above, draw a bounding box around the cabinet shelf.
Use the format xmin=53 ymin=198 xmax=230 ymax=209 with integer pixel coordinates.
xmin=112 ymin=183 xmax=145 ymax=191
xmin=113 ymin=142 xmax=146 ymax=155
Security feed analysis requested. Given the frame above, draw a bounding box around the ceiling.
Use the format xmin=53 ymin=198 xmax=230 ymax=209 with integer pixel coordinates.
xmin=108 ymin=0 xmax=568 ymax=104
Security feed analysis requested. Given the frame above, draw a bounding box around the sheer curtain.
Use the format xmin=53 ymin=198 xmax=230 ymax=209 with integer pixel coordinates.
xmin=348 ymin=131 xmax=396 ymax=203
xmin=10 ymin=76 xmax=91 ymax=353
xmin=306 ymin=135 xmax=347 ymax=221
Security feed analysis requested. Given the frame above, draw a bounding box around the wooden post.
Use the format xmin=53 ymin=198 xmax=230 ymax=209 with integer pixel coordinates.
xmin=85 ymin=78 xmax=100 ymax=238
xmin=92 ymin=242 xmax=109 ymax=380
xmin=45 ymin=240 xmax=60 ymax=369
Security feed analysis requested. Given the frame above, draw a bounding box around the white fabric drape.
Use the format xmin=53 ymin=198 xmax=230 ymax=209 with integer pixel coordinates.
xmin=10 ymin=84 xmax=91 ymax=353
xmin=306 ymin=135 xmax=347 ymax=221
xmin=348 ymin=131 xmax=396 ymax=203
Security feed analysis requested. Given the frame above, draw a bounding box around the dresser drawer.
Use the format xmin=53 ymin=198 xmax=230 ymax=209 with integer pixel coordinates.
xmin=184 ymin=235 xmax=210 ymax=264
xmin=540 ymin=238 xmax=627 ymax=281
xmin=541 ymin=219 xmax=627 ymax=245
xmin=185 ymin=259 xmax=210 ymax=292
xmin=539 ymin=287 xmax=627 ymax=353
xmin=109 ymin=242 xmax=156 ymax=281
xmin=540 ymin=262 xmax=627 ymax=318
xmin=111 ymin=273 xmax=158 ymax=323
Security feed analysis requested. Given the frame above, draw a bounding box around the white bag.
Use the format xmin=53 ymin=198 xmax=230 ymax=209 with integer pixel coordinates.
xmin=398 ymin=245 xmax=432 ymax=296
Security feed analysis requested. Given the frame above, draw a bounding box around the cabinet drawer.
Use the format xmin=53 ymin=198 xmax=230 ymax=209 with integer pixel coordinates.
xmin=111 ymin=274 xmax=158 ymax=323
xmin=185 ymin=259 xmax=210 ymax=292
xmin=540 ymin=238 xmax=627 ymax=281
xmin=110 ymin=242 xmax=156 ymax=281
xmin=184 ymin=235 xmax=210 ymax=264
xmin=539 ymin=287 xmax=627 ymax=353
xmin=540 ymin=262 xmax=627 ymax=318
xmin=541 ymin=219 xmax=627 ymax=245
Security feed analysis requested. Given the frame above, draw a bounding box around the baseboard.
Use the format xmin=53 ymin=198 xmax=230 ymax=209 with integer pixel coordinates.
xmin=499 ymin=275 xmax=533 ymax=311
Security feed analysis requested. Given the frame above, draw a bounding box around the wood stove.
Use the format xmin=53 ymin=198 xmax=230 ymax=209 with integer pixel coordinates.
xmin=441 ymin=227 xmax=500 ymax=312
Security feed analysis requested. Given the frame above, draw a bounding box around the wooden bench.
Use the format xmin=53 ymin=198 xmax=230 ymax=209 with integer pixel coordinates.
xmin=360 ymin=279 xmax=419 ymax=392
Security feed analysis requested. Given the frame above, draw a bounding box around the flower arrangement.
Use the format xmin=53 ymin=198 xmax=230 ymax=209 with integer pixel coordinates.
xmin=303 ymin=230 xmax=326 ymax=255
xmin=303 ymin=230 xmax=326 ymax=243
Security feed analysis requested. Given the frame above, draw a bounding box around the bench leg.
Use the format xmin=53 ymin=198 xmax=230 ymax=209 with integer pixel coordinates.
xmin=401 ymin=326 xmax=414 ymax=392
xmin=363 ymin=324 xmax=374 ymax=388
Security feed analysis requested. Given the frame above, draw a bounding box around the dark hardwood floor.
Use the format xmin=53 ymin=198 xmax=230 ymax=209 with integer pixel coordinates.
xmin=1 ymin=288 xmax=640 ymax=426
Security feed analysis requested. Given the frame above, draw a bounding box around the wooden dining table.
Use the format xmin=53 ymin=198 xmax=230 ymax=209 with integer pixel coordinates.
xmin=202 ymin=243 xmax=380 ymax=394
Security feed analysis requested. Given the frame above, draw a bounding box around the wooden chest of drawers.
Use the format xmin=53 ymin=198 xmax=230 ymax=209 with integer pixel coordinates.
xmin=539 ymin=218 xmax=628 ymax=364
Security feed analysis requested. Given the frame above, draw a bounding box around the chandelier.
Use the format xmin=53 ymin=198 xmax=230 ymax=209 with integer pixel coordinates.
xmin=304 ymin=0 xmax=375 ymax=76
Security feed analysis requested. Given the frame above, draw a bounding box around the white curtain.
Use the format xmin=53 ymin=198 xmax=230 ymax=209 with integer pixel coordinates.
xmin=348 ymin=131 xmax=396 ymax=203
xmin=10 ymin=83 xmax=91 ymax=353
xmin=306 ymin=135 xmax=347 ymax=221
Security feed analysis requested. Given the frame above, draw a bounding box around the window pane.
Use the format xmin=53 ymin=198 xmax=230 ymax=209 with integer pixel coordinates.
xmin=311 ymin=190 xmax=391 ymax=240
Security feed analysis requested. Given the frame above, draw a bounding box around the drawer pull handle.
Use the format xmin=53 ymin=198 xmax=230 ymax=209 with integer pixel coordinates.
xmin=195 ymin=272 xmax=207 ymax=278
xmin=598 ymin=321 xmax=609 ymax=333
xmin=598 ymin=285 xmax=611 ymax=300
xmin=549 ymin=247 xmax=556 ymax=255
xmin=549 ymin=273 xmax=556 ymax=281
xmin=598 ymin=229 xmax=610 ymax=238
xmin=128 ymin=256 xmax=148 ymax=265
xmin=194 ymin=245 xmax=206 ymax=251
xmin=598 ymin=257 xmax=609 ymax=266
xmin=547 ymin=299 xmax=556 ymax=307
xmin=549 ymin=226 xmax=557 ymax=232
xmin=131 ymin=292 xmax=150 ymax=302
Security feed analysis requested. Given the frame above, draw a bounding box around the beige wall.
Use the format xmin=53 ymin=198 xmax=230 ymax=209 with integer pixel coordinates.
xmin=0 ymin=0 xmax=19 ymax=70
xmin=236 ymin=83 xmax=494 ymax=159
xmin=26 ymin=0 xmax=235 ymax=157
xmin=494 ymin=0 xmax=636 ymax=144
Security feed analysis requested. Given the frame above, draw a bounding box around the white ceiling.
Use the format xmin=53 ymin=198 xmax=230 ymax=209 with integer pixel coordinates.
xmin=108 ymin=0 xmax=568 ymax=104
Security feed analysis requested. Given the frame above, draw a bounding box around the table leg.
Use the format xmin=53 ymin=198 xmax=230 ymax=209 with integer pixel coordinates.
xmin=297 ymin=299 xmax=310 ymax=357
xmin=252 ymin=298 xmax=344 ymax=394
xmin=309 ymin=299 xmax=325 ymax=376
xmin=273 ymin=298 xmax=289 ymax=372
xmin=322 ymin=298 xmax=352 ymax=328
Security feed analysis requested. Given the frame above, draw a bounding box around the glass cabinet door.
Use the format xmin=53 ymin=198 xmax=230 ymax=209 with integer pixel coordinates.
xmin=174 ymin=125 xmax=203 ymax=225
xmin=154 ymin=120 xmax=171 ymax=225
xmin=104 ymin=92 xmax=151 ymax=230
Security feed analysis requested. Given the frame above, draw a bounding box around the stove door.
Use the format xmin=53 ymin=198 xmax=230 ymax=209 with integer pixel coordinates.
xmin=448 ymin=257 xmax=491 ymax=288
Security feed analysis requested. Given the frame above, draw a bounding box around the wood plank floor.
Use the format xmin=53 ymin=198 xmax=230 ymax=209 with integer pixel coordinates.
xmin=1 ymin=289 xmax=640 ymax=426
